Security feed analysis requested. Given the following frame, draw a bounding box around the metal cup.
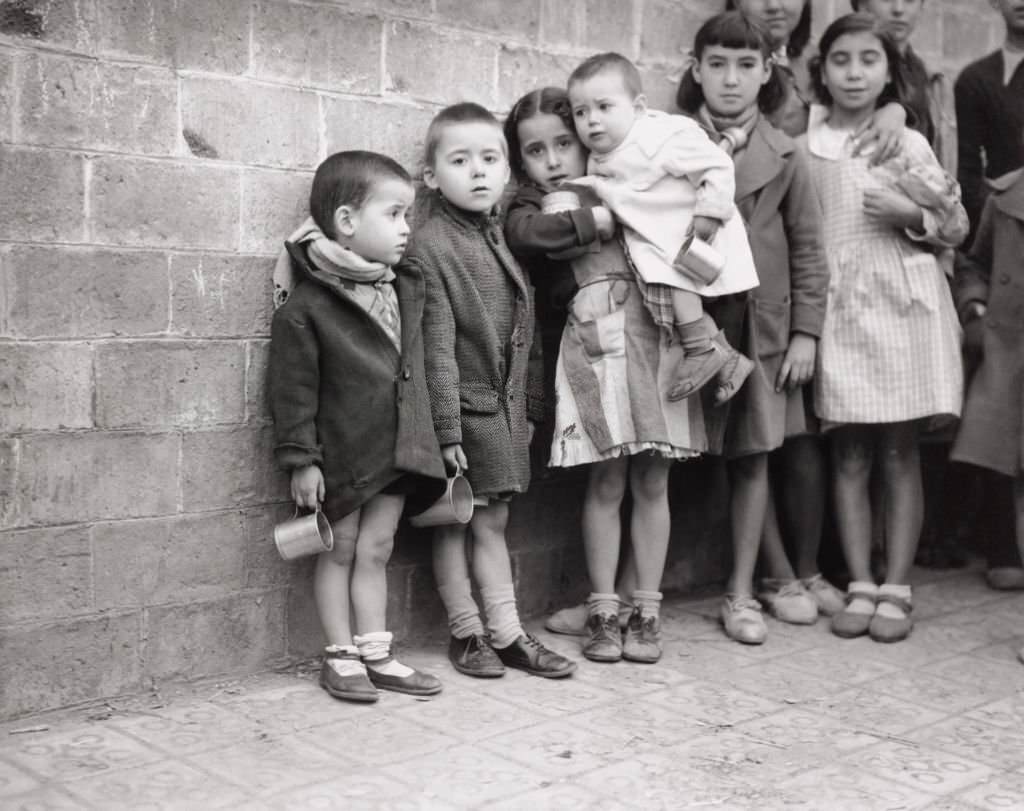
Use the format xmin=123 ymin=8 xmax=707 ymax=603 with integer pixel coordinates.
xmin=675 ymin=234 xmax=726 ymax=286
xmin=409 ymin=466 xmax=474 ymax=527
xmin=273 ymin=507 xmax=334 ymax=560
xmin=541 ymin=190 xmax=581 ymax=214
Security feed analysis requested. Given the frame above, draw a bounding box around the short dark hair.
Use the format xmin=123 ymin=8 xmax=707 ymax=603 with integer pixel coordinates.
xmin=809 ymin=13 xmax=906 ymax=109
xmin=676 ymin=11 xmax=788 ymax=117
xmin=503 ymin=87 xmax=578 ymax=184
xmin=424 ymin=102 xmax=505 ymax=167
xmin=726 ymin=0 xmax=812 ymax=60
xmin=309 ymin=151 xmax=411 ymax=240
xmin=567 ymin=52 xmax=644 ymax=98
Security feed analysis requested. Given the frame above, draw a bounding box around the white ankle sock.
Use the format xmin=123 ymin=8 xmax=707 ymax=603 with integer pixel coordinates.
xmin=632 ymin=589 xmax=663 ymax=619
xmin=324 ymin=644 xmax=366 ymax=677
xmin=875 ymin=584 xmax=912 ymax=620
xmin=846 ymin=581 xmax=878 ymax=615
xmin=586 ymin=592 xmax=620 ymax=618
xmin=354 ymin=631 xmax=413 ymax=677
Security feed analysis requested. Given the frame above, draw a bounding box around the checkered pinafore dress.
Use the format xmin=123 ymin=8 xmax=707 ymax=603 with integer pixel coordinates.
xmin=806 ymin=125 xmax=962 ymax=427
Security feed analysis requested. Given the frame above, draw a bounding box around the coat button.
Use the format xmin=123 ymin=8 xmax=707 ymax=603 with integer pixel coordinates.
xmin=1000 ymin=274 xmax=1011 ymax=284
xmin=402 ymin=367 xmax=411 ymax=380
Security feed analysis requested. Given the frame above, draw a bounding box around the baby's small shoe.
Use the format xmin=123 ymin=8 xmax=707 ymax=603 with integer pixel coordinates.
xmin=668 ymin=343 xmax=728 ymax=401
xmin=868 ymin=584 xmax=913 ymax=644
xmin=801 ymin=573 xmax=846 ymax=617
xmin=319 ymin=646 xmax=378 ymax=703
xmin=721 ymin=593 xmax=766 ymax=645
xmin=758 ymin=578 xmax=818 ymax=625
xmin=714 ymin=348 xmax=754 ymax=406
xmin=831 ymin=581 xmax=878 ymax=639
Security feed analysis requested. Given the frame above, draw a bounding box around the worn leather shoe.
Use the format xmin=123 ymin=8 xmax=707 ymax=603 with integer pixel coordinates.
xmin=365 ymin=655 xmax=443 ymax=696
xmin=621 ymin=608 xmax=662 ymax=663
xmin=448 ymin=634 xmax=505 ymax=678
xmin=582 ymin=612 xmax=622 ymax=662
xmin=494 ymin=634 xmax=577 ymax=678
xmin=319 ymin=650 xmax=378 ymax=703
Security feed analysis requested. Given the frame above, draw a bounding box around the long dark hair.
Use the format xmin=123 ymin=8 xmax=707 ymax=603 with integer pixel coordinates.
xmin=725 ymin=0 xmax=812 ymax=60
xmin=809 ymin=13 xmax=907 ymax=110
xmin=676 ymin=11 xmax=787 ymax=116
xmin=503 ymin=87 xmax=579 ymax=185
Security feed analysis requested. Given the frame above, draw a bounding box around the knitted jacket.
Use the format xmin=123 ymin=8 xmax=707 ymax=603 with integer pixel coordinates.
xmin=399 ymin=193 xmax=544 ymax=497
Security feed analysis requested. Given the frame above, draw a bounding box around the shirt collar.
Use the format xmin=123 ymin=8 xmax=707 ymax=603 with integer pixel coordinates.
xmin=1003 ymin=46 xmax=1024 ymax=85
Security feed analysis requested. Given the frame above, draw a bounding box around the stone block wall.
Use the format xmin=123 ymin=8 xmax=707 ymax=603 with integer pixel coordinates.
xmin=0 ymin=0 xmax=1002 ymax=719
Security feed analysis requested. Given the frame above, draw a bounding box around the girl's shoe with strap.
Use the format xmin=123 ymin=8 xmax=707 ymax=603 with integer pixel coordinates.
xmin=356 ymin=631 xmax=443 ymax=695
xmin=831 ymin=581 xmax=878 ymax=639
xmin=868 ymin=584 xmax=913 ymax=643
xmin=319 ymin=646 xmax=378 ymax=703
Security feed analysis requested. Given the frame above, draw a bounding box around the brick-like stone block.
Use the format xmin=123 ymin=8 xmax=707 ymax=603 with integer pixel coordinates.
xmin=539 ymin=0 xmax=584 ymax=48
xmin=19 ymin=52 xmax=178 ymax=155
xmin=0 ymin=525 xmax=91 ymax=623
xmin=243 ymin=503 xmax=293 ymax=588
xmin=436 ymin=0 xmax=540 ymax=39
xmin=240 ymin=169 xmax=311 ymax=255
xmin=942 ymin=9 xmax=1000 ymax=72
xmin=252 ymin=2 xmax=380 ymax=93
xmin=144 ymin=589 xmax=286 ymax=680
xmin=0 ymin=145 xmax=85 ymax=242
xmin=246 ymin=339 xmax=271 ymax=423
xmin=343 ymin=0 xmax=432 ymax=15
xmin=90 ymin=157 xmax=240 ymax=250
xmin=497 ymin=46 xmax=579 ymax=112
xmin=582 ymin=0 xmax=638 ymax=54
xmin=386 ymin=21 xmax=497 ymax=106
xmin=0 ymin=439 xmax=20 ymax=530
xmin=95 ymin=340 xmax=246 ymax=429
xmin=285 ymin=567 xmax=322 ymax=658
xmin=18 ymin=432 xmax=179 ymax=524
xmin=511 ymin=547 xmax=564 ymax=617
xmin=95 ymin=0 xmax=249 ymax=73
xmin=0 ymin=51 xmax=12 ymax=142
xmin=92 ymin=511 xmax=247 ymax=609
xmin=402 ymin=562 xmax=449 ymax=639
xmin=0 ymin=246 xmax=169 ymax=339
xmin=181 ymin=77 xmax=319 ymax=169
xmin=180 ymin=426 xmax=288 ymax=511
xmin=0 ymin=613 xmax=142 ymax=719
xmin=0 ymin=0 xmax=100 ymax=54
xmin=639 ymin=0 xmax=707 ymax=63
xmin=0 ymin=342 xmax=93 ymax=431
xmin=170 ymin=254 xmax=274 ymax=337
xmin=323 ymin=98 xmax=434 ymax=176
xmin=639 ymin=63 xmax=685 ymax=115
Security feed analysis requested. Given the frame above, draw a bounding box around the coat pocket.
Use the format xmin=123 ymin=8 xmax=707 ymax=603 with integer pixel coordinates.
xmin=459 ymin=383 xmax=502 ymax=415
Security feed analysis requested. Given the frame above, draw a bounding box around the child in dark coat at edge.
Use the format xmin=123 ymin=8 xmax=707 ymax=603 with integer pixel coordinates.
xmin=269 ymin=151 xmax=447 ymax=703
xmin=399 ymin=103 xmax=578 ymax=680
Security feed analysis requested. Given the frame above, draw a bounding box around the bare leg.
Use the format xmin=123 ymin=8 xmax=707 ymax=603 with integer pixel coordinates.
xmin=759 ymin=482 xmax=798 ymax=579
xmin=878 ymin=422 xmax=923 ymax=586
xmin=782 ymin=435 xmax=827 ymax=579
xmin=726 ymin=453 xmax=769 ymax=595
xmin=629 ymin=454 xmax=674 ymax=592
xmin=469 ymin=502 xmax=514 ymax=588
xmin=350 ymin=493 xmax=405 ymax=634
xmin=315 ymin=509 xmax=360 ymax=646
xmin=832 ymin=426 xmax=875 ymax=584
xmin=583 ymin=458 xmax=629 ymax=594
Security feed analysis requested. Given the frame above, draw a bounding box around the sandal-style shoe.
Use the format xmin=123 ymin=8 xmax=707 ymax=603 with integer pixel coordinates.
xmin=831 ymin=581 xmax=878 ymax=639
xmin=869 ymin=588 xmax=913 ymax=643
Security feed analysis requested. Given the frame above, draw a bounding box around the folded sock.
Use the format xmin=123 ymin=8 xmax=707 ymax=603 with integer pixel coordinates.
xmin=437 ymin=577 xmax=485 ymax=639
xmin=875 ymin=584 xmax=912 ymax=620
xmin=354 ymin=630 xmax=413 ymax=677
xmin=480 ymin=583 xmax=524 ymax=649
xmin=632 ymin=589 xmax=663 ymax=619
xmin=586 ymin=592 xmax=620 ymax=619
xmin=846 ymin=580 xmax=878 ymax=615
xmin=324 ymin=644 xmax=366 ymax=677
xmin=676 ymin=318 xmax=713 ymax=356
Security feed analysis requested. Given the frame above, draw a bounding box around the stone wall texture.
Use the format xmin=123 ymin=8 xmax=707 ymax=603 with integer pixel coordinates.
xmin=0 ymin=0 xmax=1002 ymax=719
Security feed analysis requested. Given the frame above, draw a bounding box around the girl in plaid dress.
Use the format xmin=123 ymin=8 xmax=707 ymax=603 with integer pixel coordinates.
xmin=803 ymin=14 xmax=968 ymax=643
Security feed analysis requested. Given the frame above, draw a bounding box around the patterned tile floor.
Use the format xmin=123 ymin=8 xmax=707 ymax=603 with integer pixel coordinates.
xmin=3 ymin=565 xmax=1023 ymax=810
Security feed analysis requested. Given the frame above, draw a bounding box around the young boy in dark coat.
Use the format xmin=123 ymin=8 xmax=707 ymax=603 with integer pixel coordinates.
xmin=270 ymin=151 xmax=447 ymax=703
xmin=400 ymin=103 xmax=577 ymax=679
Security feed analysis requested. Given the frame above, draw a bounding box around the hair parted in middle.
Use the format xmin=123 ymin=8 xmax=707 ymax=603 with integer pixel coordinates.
xmin=503 ymin=87 xmax=578 ymax=184
xmin=567 ymin=52 xmax=644 ymax=97
xmin=423 ymin=101 xmax=505 ymax=167
xmin=676 ymin=11 xmax=788 ymax=116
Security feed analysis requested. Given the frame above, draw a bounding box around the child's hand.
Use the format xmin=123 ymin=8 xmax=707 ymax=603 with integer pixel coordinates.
xmin=776 ymin=333 xmax=817 ymax=392
xmin=691 ymin=215 xmax=721 ymax=244
xmin=862 ymin=188 xmax=923 ymax=231
xmin=527 ymin=421 xmax=537 ymax=443
xmin=291 ymin=465 xmax=324 ymax=510
xmin=442 ymin=443 xmax=468 ymax=474
xmin=962 ymin=303 xmax=986 ymax=375
xmin=592 ymin=206 xmax=616 ymax=241
xmin=854 ymin=103 xmax=905 ymax=165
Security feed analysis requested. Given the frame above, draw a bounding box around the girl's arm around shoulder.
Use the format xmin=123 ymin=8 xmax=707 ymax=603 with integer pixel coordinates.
xmin=781 ymin=145 xmax=829 ymax=338
xmin=952 ymin=196 xmax=996 ymax=320
xmin=897 ymin=129 xmax=969 ymax=250
xmin=505 ymin=185 xmax=600 ymax=258
xmin=268 ymin=303 xmax=323 ymax=471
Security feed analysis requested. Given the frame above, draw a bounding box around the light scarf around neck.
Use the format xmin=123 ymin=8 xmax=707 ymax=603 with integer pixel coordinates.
xmin=272 ymin=217 xmax=395 ymax=308
xmin=696 ymin=103 xmax=759 ymax=156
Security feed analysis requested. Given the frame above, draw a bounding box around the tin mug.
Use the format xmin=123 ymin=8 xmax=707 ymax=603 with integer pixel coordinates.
xmin=675 ymin=234 xmax=726 ymax=286
xmin=274 ymin=507 xmax=334 ymax=560
xmin=409 ymin=466 xmax=475 ymax=527
xmin=541 ymin=190 xmax=581 ymax=214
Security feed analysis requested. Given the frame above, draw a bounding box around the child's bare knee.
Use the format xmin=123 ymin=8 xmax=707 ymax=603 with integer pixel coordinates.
xmin=356 ymin=529 xmax=395 ymax=568
xmin=324 ymin=523 xmax=358 ymax=566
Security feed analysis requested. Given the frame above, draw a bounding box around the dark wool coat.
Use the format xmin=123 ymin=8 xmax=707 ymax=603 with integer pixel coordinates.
xmin=269 ymin=243 xmax=446 ymax=521
xmin=706 ymin=118 xmax=828 ymax=457
xmin=952 ymin=169 xmax=1024 ymax=476
xmin=400 ymin=194 xmax=544 ymax=497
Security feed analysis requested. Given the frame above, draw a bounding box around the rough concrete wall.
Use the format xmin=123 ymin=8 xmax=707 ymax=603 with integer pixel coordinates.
xmin=0 ymin=0 xmax=1002 ymax=719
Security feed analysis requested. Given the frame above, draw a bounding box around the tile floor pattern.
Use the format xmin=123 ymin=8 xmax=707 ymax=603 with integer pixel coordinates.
xmin=3 ymin=566 xmax=1023 ymax=810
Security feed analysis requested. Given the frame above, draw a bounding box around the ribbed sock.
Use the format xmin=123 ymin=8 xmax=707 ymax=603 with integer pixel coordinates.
xmin=586 ymin=592 xmax=621 ymax=619
xmin=676 ymin=318 xmax=714 ymax=356
xmin=480 ymin=583 xmax=524 ymax=648
xmin=354 ymin=630 xmax=413 ymax=677
xmin=631 ymin=589 xmax=663 ymax=619
xmin=437 ymin=577 xmax=485 ymax=639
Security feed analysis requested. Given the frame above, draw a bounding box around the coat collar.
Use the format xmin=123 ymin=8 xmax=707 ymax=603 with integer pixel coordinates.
xmin=990 ymin=169 xmax=1024 ymax=221
xmin=735 ymin=118 xmax=792 ymax=202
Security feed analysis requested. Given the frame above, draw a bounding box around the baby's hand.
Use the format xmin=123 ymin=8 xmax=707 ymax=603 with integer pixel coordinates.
xmin=690 ymin=215 xmax=721 ymax=244
xmin=442 ymin=444 xmax=468 ymax=474
xmin=291 ymin=465 xmax=324 ymax=510
xmin=862 ymin=188 xmax=923 ymax=231
xmin=592 ymin=206 xmax=615 ymax=240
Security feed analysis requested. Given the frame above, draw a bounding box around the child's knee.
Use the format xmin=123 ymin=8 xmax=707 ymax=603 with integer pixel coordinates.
xmin=630 ymin=459 xmax=670 ymax=501
xmin=834 ymin=441 xmax=873 ymax=479
xmin=356 ymin=529 xmax=395 ymax=568
xmin=730 ymin=453 xmax=767 ymax=483
xmin=588 ymin=465 xmax=628 ymax=505
xmin=324 ymin=521 xmax=358 ymax=566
